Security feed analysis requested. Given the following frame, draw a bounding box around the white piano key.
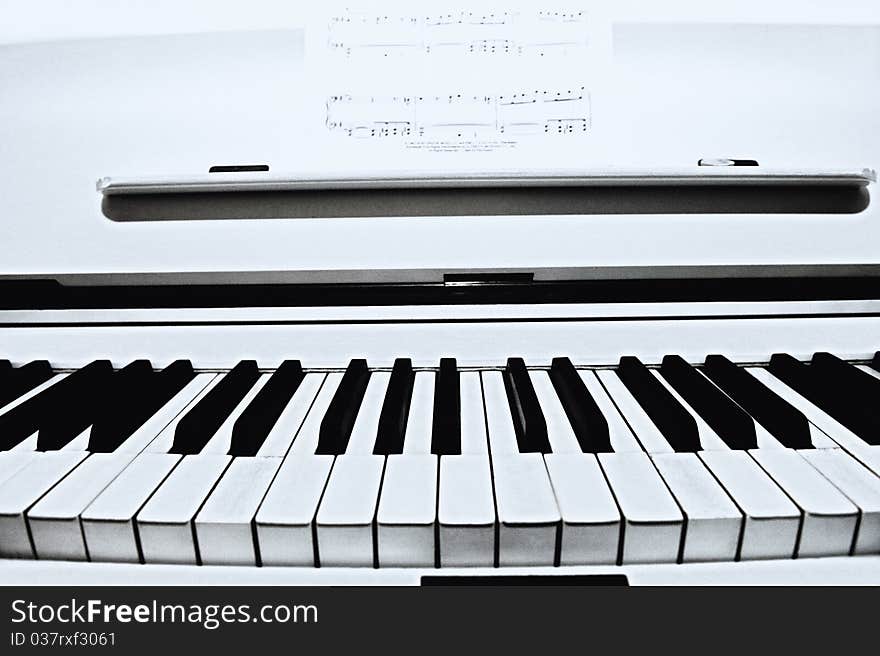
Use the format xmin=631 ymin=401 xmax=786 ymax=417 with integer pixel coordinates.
xmin=256 ymin=373 xmax=325 ymax=457
xmin=200 ymin=373 xmax=272 ymax=454
xmin=651 ymin=452 xmax=742 ymax=562
xmin=0 ymin=451 xmax=37 ymax=486
xmin=578 ymin=371 xmax=642 ymax=452
xmin=530 ymin=371 xmax=583 ymax=454
xmin=402 ymin=372 xmax=434 ymax=454
xmin=255 ymin=454 xmax=334 ymax=566
xmin=650 ymin=370 xmax=737 ymax=451
xmin=315 ymin=454 xmax=385 ymax=566
xmin=195 ymin=456 xmax=281 ymax=565
xmin=80 ymin=453 xmax=181 ymax=563
xmin=750 ymin=447 xmax=858 ymax=557
xmin=376 ymin=454 xmax=438 ymax=567
xmin=0 ymin=451 xmax=88 ymax=558
xmin=595 ymin=369 xmax=674 ymax=454
xmin=481 ymin=371 xmax=519 ymax=454
xmin=28 ymin=453 xmax=135 ymax=561
xmin=753 ymin=366 xmax=880 ymax=470
xmin=800 ymin=449 xmax=880 ymax=555
xmin=598 ymin=451 xmax=683 ymax=564
xmin=481 ymin=370 xmax=560 ymax=565
xmin=29 ymin=377 xmax=230 ymax=562
xmin=145 ymin=373 xmax=221 ymax=452
xmin=698 ymin=449 xmax=800 ymax=560
xmin=544 ymin=453 xmax=620 ymax=565
xmin=460 ymin=372 xmax=488 ymax=454
xmin=492 ymin=454 xmax=560 ymax=566
xmin=288 ymin=373 xmax=343 ymax=455
xmin=136 ymin=454 xmax=231 ymax=564
xmin=437 ymin=454 xmax=495 ymax=567
xmin=344 ymin=372 xmax=390 ymax=454
xmin=745 ymin=368 xmax=838 ymax=448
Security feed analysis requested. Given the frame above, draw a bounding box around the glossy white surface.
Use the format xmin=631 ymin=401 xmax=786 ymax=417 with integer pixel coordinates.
xmin=1 ymin=13 xmax=878 ymax=282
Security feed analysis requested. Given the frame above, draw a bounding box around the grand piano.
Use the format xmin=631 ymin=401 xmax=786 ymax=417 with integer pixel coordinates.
xmin=1 ymin=1 xmax=880 ymax=585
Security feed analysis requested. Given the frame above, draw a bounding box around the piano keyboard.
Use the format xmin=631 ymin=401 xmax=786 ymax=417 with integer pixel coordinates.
xmin=2 ymin=352 xmax=880 ymax=569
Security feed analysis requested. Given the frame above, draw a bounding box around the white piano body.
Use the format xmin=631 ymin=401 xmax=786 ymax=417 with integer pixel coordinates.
xmin=2 ymin=1 xmax=880 ymax=584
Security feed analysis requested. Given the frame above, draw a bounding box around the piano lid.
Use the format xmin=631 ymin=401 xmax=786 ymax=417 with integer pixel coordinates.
xmin=1 ymin=2 xmax=880 ymax=288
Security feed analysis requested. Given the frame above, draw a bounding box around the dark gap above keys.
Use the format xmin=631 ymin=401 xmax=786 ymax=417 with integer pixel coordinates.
xmin=548 ymin=357 xmax=611 ymax=453
xmin=768 ymin=353 xmax=880 ymax=446
xmin=373 ymin=358 xmax=415 ymax=455
xmin=170 ymin=360 xmax=260 ymax=455
xmin=702 ymin=354 xmax=813 ymax=449
xmin=6 ymin=273 xmax=880 ymax=310
xmin=316 ymin=359 xmax=371 ymax=455
xmin=617 ymin=356 xmax=701 ymax=452
xmin=660 ymin=355 xmax=757 ymax=450
xmin=503 ymin=357 xmax=551 ymax=453
xmin=229 ymin=360 xmax=304 ymax=457
xmin=431 ymin=358 xmax=461 ymax=455
xmin=103 ymin=184 xmax=869 ymax=221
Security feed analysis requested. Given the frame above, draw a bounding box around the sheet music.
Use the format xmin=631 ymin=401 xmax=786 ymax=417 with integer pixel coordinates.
xmin=300 ymin=2 xmax=612 ymax=175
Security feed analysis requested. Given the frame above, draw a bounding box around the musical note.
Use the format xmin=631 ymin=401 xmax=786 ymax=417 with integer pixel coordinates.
xmin=326 ymin=86 xmax=590 ymax=139
xmin=326 ymin=7 xmax=589 ymax=59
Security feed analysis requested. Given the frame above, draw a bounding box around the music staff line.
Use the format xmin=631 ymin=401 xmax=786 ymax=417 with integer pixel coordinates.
xmin=326 ymin=88 xmax=591 ymax=138
xmin=329 ymin=10 xmax=586 ymax=28
xmin=327 ymin=9 xmax=589 ymax=57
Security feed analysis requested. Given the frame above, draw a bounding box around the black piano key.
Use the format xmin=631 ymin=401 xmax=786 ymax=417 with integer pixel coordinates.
xmin=373 ymin=358 xmax=416 ymax=455
xmin=703 ymin=354 xmax=813 ymax=449
xmin=503 ymin=357 xmax=551 ymax=453
xmin=88 ymin=360 xmax=196 ymax=453
xmin=154 ymin=359 xmax=197 ymax=394
xmin=170 ymin=360 xmax=261 ymax=455
xmin=0 ymin=360 xmax=10 ymax=378
xmin=768 ymin=353 xmax=880 ymax=446
xmin=35 ymin=360 xmax=116 ymax=451
xmin=229 ymin=360 xmax=305 ymax=457
xmin=617 ymin=356 xmax=701 ymax=452
xmin=316 ymin=359 xmax=371 ymax=455
xmin=811 ymin=352 xmax=880 ymax=404
xmin=0 ymin=360 xmax=54 ymax=408
xmin=873 ymin=351 xmax=880 ymax=374
xmin=660 ymin=355 xmax=757 ymax=450
xmin=431 ymin=358 xmax=461 ymax=455
xmin=548 ymin=357 xmax=612 ymax=453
